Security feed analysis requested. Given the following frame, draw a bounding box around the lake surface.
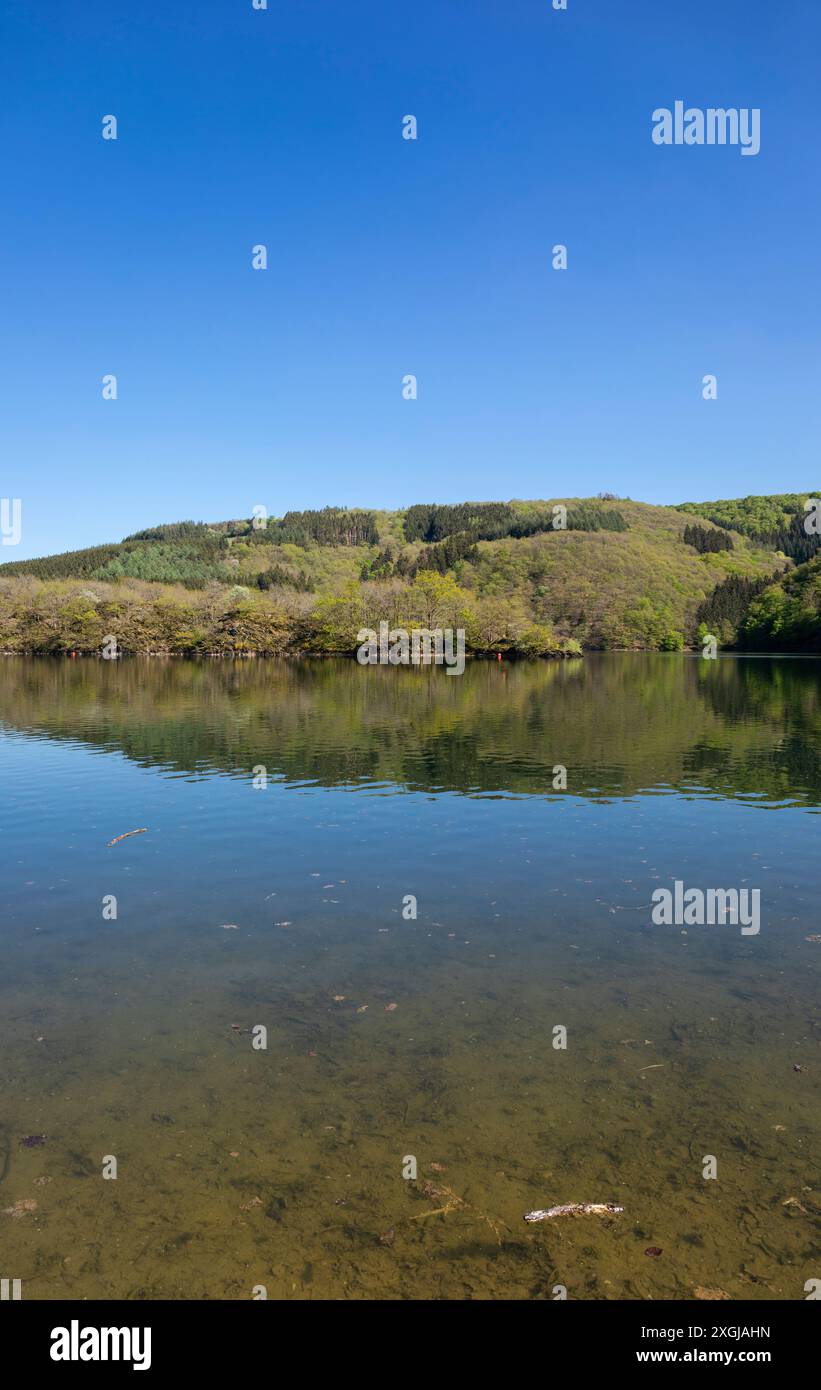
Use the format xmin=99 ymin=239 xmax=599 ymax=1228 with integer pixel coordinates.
xmin=0 ymin=654 xmax=819 ymax=1300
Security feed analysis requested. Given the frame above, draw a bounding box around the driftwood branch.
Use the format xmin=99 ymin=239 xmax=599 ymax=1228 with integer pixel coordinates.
xmin=107 ymin=828 xmax=148 ymax=847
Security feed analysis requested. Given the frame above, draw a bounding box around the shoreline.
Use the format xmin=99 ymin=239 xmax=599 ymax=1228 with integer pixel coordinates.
xmin=0 ymin=647 xmax=585 ymax=661
xmin=2 ymin=647 xmax=819 ymax=659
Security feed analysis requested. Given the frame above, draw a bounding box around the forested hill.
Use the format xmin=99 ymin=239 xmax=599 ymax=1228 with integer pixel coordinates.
xmin=678 ymin=492 xmax=821 ymax=566
xmin=0 ymin=494 xmax=818 ymax=655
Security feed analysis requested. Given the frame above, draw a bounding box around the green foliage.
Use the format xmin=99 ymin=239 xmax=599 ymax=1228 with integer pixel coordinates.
xmin=563 ymin=505 xmax=628 ymax=533
xmin=413 ymin=532 xmax=479 ymax=573
xmin=741 ymin=555 xmax=821 ymax=650
xmin=678 ymin=493 xmax=814 ymax=538
xmin=514 ymin=623 xmax=563 ymax=657
xmin=0 ymin=533 xmax=229 ymax=587
xmin=679 ymin=493 xmax=821 ymax=563
xmin=124 ymin=521 xmax=217 ymax=542
xmin=263 ymin=507 xmax=378 ymax=547
xmin=403 ymin=502 xmax=515 ymax=542
xmin=0 ymin=543 xmax=136 ymax=580
xmin=0 ymin=494 xmax=795 ymax=655
xmin=408 ymin=571 xmax=470 ymax=628
xmin=303 ymin=582 xmax=368 ymax=652
xmin=620 ymin=597 xmax=680 ymax=650
xmin=683 ymin=523 xmax=733 ymax=553
xmin=403 ymin=500 xmax=628 ymax=544
xmin=93 ymin=541 xmax=229 ymax=587
xmin=696 ymin=572 xmax=777 ymax=643
xmin=359 ymin=548 xmax=396 ymax=581
xmin=256 ymin=565 xmax=314 ymax=592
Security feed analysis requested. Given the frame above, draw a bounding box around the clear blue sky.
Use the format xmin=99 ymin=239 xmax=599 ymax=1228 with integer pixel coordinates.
xmin=2 ymin=0 xmax=819 ymax=559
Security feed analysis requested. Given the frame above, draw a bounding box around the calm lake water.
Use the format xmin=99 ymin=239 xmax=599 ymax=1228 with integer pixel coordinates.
xmin=1 ymin=654 xmax=819 ymax=1300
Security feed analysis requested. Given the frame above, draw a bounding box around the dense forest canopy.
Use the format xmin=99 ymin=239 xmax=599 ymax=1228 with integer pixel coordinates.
xmin=740 ymin=553 xmax=821 ymax=651
xmin=402 ymin=501 xmax=628 ymax=543
xmin=263 ymin=507 xmax=379 ymax=547
xmin=683 ymin=523 xmax=734 ymax=554
xmin=696 ymin=573 xmax=778 ymax=640
xmin=680 ymin=492 xmax=821 ymax=563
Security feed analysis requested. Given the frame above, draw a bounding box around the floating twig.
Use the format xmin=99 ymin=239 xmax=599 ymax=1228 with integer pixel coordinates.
xmin=107 ymin=828 xmax=148 ymax=847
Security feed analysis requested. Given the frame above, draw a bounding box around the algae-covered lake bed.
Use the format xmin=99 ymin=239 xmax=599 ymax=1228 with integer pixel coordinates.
xmin=0 ymin=654 xmax=818 ymax=1299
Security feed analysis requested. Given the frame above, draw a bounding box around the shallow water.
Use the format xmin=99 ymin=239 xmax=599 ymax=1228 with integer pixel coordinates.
xmin=0 ymin=654 xmax=819 ymax=1300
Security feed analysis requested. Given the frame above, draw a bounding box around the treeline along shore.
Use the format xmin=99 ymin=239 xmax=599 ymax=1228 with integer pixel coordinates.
xmin=1 ymin=493 xmax=820 ymax=656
